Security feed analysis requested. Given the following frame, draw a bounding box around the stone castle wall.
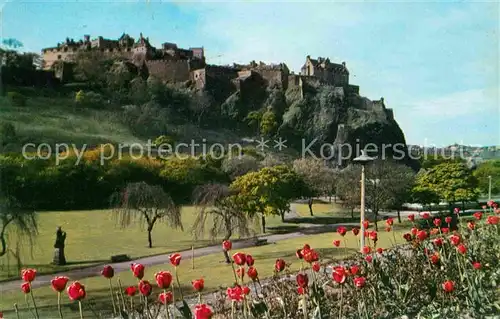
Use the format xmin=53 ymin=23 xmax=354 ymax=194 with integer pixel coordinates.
xmin=146 ymin=60 xmax=191 ymax=83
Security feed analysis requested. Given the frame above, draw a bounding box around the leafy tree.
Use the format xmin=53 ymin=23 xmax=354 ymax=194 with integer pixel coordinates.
xmin=384 ymin=163 xmax=416 ymax=223
xmin=192 ymin=184 xmax=256 ymax=263
xmin=420 ymin=154 xmax=463 ymax=169
xmin=230 ymin=165 xmax=306 ymax=231
xmin=473 ymin=160 xmax=500 ymax=196
xmin=0 ymin=197 xmax=37 ymax=257
xmin=112 ymin=182 xmax=182 ymax=248
xmin=292 ymin=157 xmax=335 ymax=215
xmin=73 ymin=51 xmax=113 ymax=87
xmin=414 ymin=162 xmax=480 ymax=210
xmin=336 ymin=165 xmax=361 ymax=219
xmin=260 ymin=110 xmax=278 ymax=136
xmin=244 ymin=110 xmax=263 ymax=136
xmin=153 ymin=135 xmax=175 ymax=147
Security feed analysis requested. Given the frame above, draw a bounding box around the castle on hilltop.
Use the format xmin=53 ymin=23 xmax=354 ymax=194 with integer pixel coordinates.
xmin=41 ymin=33 xmax=361 ymax=98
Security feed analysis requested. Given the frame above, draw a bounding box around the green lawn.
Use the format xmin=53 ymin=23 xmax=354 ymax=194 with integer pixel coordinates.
xmin=294 ymin=201 xmax=352 ymax=218
xmin=0 ymin=205 xmax=315 ymax=281
xmin=0 ymin=224 xmax=409 ymax=318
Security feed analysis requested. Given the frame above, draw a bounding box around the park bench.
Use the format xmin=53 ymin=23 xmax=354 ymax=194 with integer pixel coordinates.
xmin=111 ymin=254 xmax=131 ymax=263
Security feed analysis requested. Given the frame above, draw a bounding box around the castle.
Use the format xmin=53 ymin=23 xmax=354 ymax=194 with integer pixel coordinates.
xmin=41 ymin=33 xmax=363 ymax=100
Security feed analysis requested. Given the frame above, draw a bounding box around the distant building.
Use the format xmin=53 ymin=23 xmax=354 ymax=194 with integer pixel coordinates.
xmin=301 ymin=55 xmax=349 ymax=86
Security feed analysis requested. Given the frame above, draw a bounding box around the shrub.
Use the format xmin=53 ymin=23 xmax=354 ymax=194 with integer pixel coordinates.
xmin=0 ymin=122 xmax=16 ymax=143
xmin=7 ymin=91 xmax=27 ymax=106
xmin=74 ymin=90 xmax=105 ymax=109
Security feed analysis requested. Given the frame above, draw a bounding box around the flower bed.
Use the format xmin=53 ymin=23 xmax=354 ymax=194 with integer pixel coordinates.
xmin=11 ymin=205 xmax=500 ymax=319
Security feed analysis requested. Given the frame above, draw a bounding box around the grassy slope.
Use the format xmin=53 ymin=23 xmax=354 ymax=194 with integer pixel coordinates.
xmin=0 ymin=223 xmax=409 ymax=318
xmin=0 ymin=96 xmax=142 ymax=149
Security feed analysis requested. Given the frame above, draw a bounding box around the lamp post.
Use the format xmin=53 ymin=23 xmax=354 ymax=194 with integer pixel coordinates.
xmin=353 ymin=150 xmax=375 ymax=252
xmin=488 ymin=175 xmax=492 ymax=201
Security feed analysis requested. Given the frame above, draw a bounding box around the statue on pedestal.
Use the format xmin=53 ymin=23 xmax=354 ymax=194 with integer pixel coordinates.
xmin=53 ymin=226 xmax=67 ymax=265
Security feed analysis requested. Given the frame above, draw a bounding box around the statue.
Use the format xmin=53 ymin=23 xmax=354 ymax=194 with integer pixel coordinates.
xmin=53 ymin=226 xmax=67 ymax=265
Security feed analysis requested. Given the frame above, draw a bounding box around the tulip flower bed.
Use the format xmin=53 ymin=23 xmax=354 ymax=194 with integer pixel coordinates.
xmin=4 ymin=210 xmax=500 ymax=318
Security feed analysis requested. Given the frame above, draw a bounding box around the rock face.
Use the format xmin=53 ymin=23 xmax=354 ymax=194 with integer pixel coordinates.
xmin=278 ymin=80 xmax=414 ymax=167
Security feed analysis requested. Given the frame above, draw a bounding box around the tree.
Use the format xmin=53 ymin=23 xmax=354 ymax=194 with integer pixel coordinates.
xmin=365 ymin=160 xmax=416 ymax=230
xmin=414 ymin=162 xmax=480 ymax=211
xmin=336 ymin=165 xmax=361 ymax=219
xmin=230 ymin=165 xmax=306 ymax=231
xmin=0 ymin=197 xmax=37 ymax=257
xmin=192 ymin=184 xmax=256 ymax=263
xmin=73 ymin=51 xmax=113 ymax=87
xmin=473 ymin=160 xmax=500 ymax=196
xmin=112 ymin=182 xmax=182 ymax=248
xmin=260 ymin=110 xmax=278 ymax=136
xmin=292 ymin=158 xmax=335 ymax=215
xmin=221 ymin=155 xmax=260 ymax=180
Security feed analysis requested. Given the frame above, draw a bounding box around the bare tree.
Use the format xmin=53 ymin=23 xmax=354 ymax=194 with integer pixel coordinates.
xmin=292 ymin=158 xmax=336 ymax=215
xmin=192 ymin=184 xmax=256 ymax=263
xmin=0 ymin=197 xmax=37 ymax=257
xmin=112 ymin=182 xmax=182 ymax=248
xmin=336 ymin=165 xmax=361 ymax=219
xmin=221 ymin=155 xmax=260 ymax=180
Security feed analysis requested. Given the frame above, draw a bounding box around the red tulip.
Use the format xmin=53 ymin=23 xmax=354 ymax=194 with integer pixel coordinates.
xmin=430 ymin=253 xmax=440 ymax=265
xmin=242 ymin=286 xmax=250 ymax=295
xmin=226 ymin=286 xmax=243 ymax=301
xmin=442 ymin=280 xmax=455 ymax=293
xmin=222 ymin=240 xmax=232 ymax=251
xmin=236 ymin=267 xmax=244 ymax=279
xmin=482 ymin=205 xmax=487 ymax=209
xmin=312 ymin=262 xmax=320 ymax=272
xmin=337 ymin=226 xmax=347 ymax=236
xmin=362 ymin=246 xmax=371 ymax=254
xmin=487 ymin=216 xmax=499 ymax=225
xmin=365 ymin=255 xmax=373 ymax=263
xmin=416 ymin=230 xmax=427 ymax=241
xmin=333 ymin=240 xmax=341 ymax=247
xmin=386 ymin=218 xmax=394 ymax=226
xmin=362 ymin=220 xmax=369 ymax=229
xmin=138 ymin=280 xmax=152 ymax=296
xmin=353 ymin=277 xmax=366 ymax=288
xmin=155 ymin=271 xmax=173 ymax=289
xmin=125 ymin=286 xmax=137 ymax=297
xmin=472 ymin=261 xmax=481 ymax=270
xmin=430 ymin=228 xmax=439 ymax=236
xmin=457 ymin=244 xmax=467 ymax=254
xmin=441 ymin=227 xmax=450 ymax=234
xmin=433 ymin=238 xmax=443 ymax=247
xmin=473 ymin=212 xmax=483 ymax=220
xmin=433 ymin=218 xmax=441 ymax=227
xmin=421 ymin=212 xmax=431 ymax=219
xmin=454 ymin=207 xmax=460 ymax=214
xmin=410 ymin=227 xmax=418 ymax=236
xmin=247 ymin=267 xmax=258 ymax=281
xmin=332 ymin=266 xmax=346 ymax=284
xmin=158 ymin=291 xmax=173 ymax=305
xmin=194 ymin=304 xmax=213 ymax=319
xmin=192 ymin=278 xmax=204 ymax=292
xmin=369 ymin=231 xmax=378 ymax=242
xmin=51 ymin=276 xmax=69 ymax=293
xmin=303 ymin=244 xmax=311 ymax=250
xmin=130 ymin=263 xmax=145 ymax=279
xmin=303 ymin=249 xmax=319 ymax=263
xmin=467 ymin=222 xmax=475 ymax=230
xmin=487 ymin=200 xmax=495 ymax=207
xmin=296 ymin=273 xmax=309 ymax=288
xmin=232 ymin=252 xmax=246 ymax=266
xmin=101 ymin=265 xmax=114 ymax=279
xmin=245 ymin=254 xmax=255 ymax=266
xmin=349 ymin=265 xmax=360 ymax=276
xmin=169 ymin=253 xmax=182 ymax=266
xmin=445 ymin=216 xmax=452 ymax=224
xmin=352 ymin=228 xmax=360 ymax=236
xmin=385 ymin=226 xmax=392 ymax=232
xmin=21 ymin=282 xmax=30 ymax=294
xmin=376 ymin=248 xmax=383 ymax=254
xmin=67 ymin=281 xmax=86 ymax=301
xmin=449 ymin=235 xmax=461 ymax=246
xmin=297 ymin=287 xmax=305 ymax=294
xmin=408 ymin=214 xmax=415 ymax=222
xmin=403 ymin=233 xmax=412 ymax=242
xmin=275 ymin=259 xmax=286 ymax=272
xmin=21 ymin=268 xmax=36 ymax=282
xmin=295 ymin=249 xmax=303 ymax=259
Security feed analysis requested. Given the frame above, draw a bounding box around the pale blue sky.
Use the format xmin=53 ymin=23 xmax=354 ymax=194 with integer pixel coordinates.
xmin=1 ymin=0 xmax=499 ymax=147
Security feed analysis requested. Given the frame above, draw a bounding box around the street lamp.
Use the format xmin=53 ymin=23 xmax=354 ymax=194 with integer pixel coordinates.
xmin=488 ymin=175 xmax=492 ymax=201
xmin=353 ymin=150 xmax=375 ymax=252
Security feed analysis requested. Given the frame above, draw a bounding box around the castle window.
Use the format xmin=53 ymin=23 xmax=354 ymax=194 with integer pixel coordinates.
xmin=63 ymin=47 xmax=68 ymax=52
xmin=57 ymin=55 xmax=62 ymax=60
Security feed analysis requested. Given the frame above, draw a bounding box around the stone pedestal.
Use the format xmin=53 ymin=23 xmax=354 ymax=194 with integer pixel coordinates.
xmin=53 ymin=248 xmax=66 ymax=265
